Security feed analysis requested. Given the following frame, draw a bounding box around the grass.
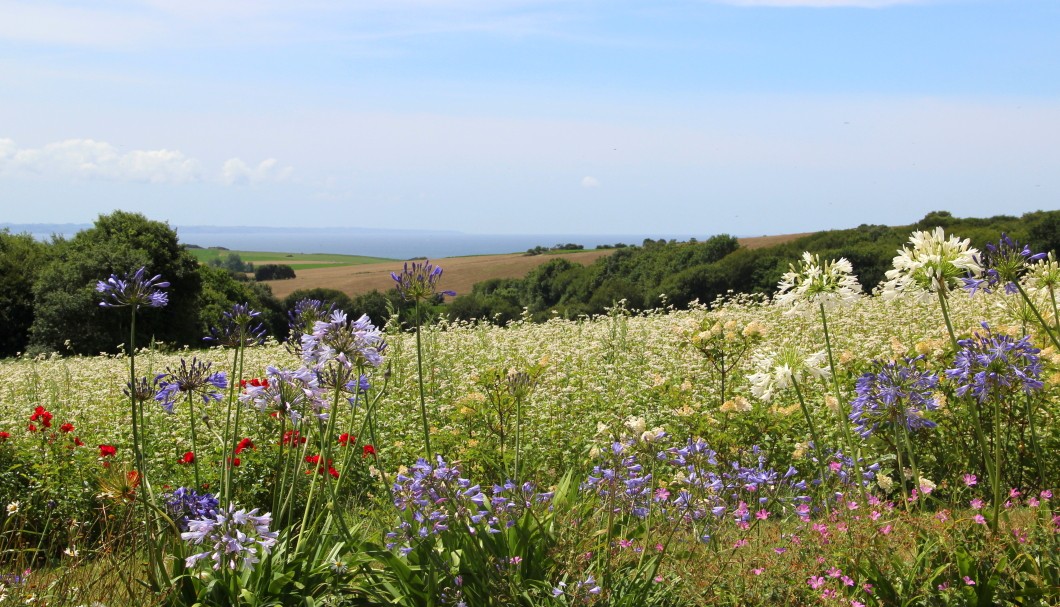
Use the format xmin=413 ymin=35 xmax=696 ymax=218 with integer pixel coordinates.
xmin=185 ymin=248 xmax=394 ymax=269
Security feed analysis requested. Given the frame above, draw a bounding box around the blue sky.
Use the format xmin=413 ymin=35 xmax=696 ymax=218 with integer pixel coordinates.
xmin=1 ymin=0 xmax=1058 ymax=236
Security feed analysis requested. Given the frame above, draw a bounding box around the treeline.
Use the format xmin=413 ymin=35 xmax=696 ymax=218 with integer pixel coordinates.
xmin=445 ymin=210 xmax=1060 ymax=324
xmin=0 ymin=211 xmax=429 ymax=358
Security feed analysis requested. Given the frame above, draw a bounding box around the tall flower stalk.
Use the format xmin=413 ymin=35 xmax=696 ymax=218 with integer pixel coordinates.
xmin=155 ymin=358 xmax=227 ymax=490
xmin=392 ymin=260 xmax=454 ymax=460
xmin=945 ymin=323 xmax=1044 ymax=532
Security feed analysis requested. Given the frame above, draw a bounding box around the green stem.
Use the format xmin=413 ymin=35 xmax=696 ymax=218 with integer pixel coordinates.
xmin=893 ymin=423 xmax=910 ymax=511
xmin=1015 ymin=281 xmax=1060 ymax=353
xmin=991 ymin=395 xmax=1003 ymax=534
xmin=1024 ymin=393 xmax=1045 ymax=490
xmin=936 ymin=289 xmax=959 ymax=352
xmin=414 ymin=303 xmax=433 ymax=460
xmin=898 ymin=416 xmax=922 ymax=510
xmin=792 ymin=377 xmax=829 ymax=511
xmin=514 ymin=394 xmax=523 ymax=482
xmin=187 ymin=393 xmax=201 ymax=491
xmin=820 ymin=303 xmax=866 ymax=502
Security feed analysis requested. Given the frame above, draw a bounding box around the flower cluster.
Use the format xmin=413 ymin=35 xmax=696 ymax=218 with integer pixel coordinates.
xmin=182 ymin=503 xmax=278 ymax=571
xmin=391 ymin=260 xmax=456 ymax=303
xmin=775 ymin=252 xmax=863 ymax=316
xmin=204 ymin=303 xmax=267 ymax=348
xmin=165 ymin=487 xmax=219 ymax=532
xmin=747 ymin=347 xmax=829 ymax=402
xmin=881 ymin=227 xmax=982 ymax=301
xmin=96 ymin=266 xmax=170 ymax=309
xmin=387 ymin=457 xmax=494 ymax=553
xmin=849 ymin=357 xmax=940 ymax=438
xmin=285 ymin=298 xmax=334 ymax=355
xmin=239 ymin=366 xmax=324 ymax=426
xmin=301 ymin=311 xmax=386 ymax=370
xmin=28 ymin=406 xmax=52 ymax=431
xmin=964 ymin=234 xmax=1046 ymax=295
xmin=155 ymin=358 xmax=228 ymax=413
xmin=946 ymin=323 xmax=1043 ymax=402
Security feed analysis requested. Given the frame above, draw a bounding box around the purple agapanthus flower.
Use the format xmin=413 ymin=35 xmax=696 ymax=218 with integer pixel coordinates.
xmin=165 ymin=487 xmax=219 ymax=532
xmin=181 ymin=503 xmax=278 ymax=571
xmin=945 ymin=322 xmax=1044 ymax=402
xmin=963 ymin=234 xmax=1047 ymax=295
xmin=285 ymin=298 xmax=334 ymax=354
xmin=391 ymin=260 xmax=456 ymax=302
xmin=238 ymin=365 xmax=325 ymax=426
xmin=155 ymin=358 xmax=228 ymax=413
xmin=849 ymin=357 xmax=940 ymax=438
xmin=301 ymin=310 xmax=386 ymax=370
xmin=204 ymin=302 xmax=267 ymax=348
xmin=97 ymin=267 xmax=170 ymax=309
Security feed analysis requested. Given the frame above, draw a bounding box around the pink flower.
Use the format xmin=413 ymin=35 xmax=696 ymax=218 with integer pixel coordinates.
xmin=963 ymin=474 xmax=977 ymax=487
xmin=970 ymin=498 xmax=984 ymax=510
xmin=935 ymin=511 xmax=949 ymax=522
xmin=973 ymin=514 xmax=987 ymax=525
xmin=879 ymin=524 xmax=893 ymax=535
xmin=1010 ymin=488 xmax=1021 ymax=498
xmin=841 ymin=575 xmax=855 ymax=587
xmin=870 ymin=510 xmax=881 ymax=521
xmin=827 ymin=567 xmax=842 ymax=578
xmin=1041 ymin=490 xmax=1053 ymax=500
xmin=963 ymin=576 xmax=975 ymax=586
xmin=752 ymin=568 xmax=765 ymax=576
xmin=808 ymin=576 xmax=826 ymax=590
xmin=847 ymin=501 xmax=859 ymax=510
xmin=756 ymin=509 xmax=770 ymax=520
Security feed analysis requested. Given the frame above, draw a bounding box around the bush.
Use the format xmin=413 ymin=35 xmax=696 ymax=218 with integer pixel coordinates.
xmin=254 ymin=264 xmax=296 ymax=281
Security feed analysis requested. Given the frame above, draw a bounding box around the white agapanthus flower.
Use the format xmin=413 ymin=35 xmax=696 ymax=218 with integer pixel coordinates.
xmin=775 ymin=252 xmax=863 ymax=316
xmin=747 ymin=347 xmax=829 ymax=402
xmin=880 ymin=227 xmax=982 ymax=302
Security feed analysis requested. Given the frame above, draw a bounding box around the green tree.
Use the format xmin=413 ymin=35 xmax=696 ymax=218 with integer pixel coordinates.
xmin=0 ymin=230 xmax=50 ymax=357
xmin=28 ymin=211 xmax=203 ymax=355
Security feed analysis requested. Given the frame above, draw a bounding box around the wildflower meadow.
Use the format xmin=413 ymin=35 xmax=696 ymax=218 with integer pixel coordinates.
xmin=0 ymin=228 xmax=1058 ymax=606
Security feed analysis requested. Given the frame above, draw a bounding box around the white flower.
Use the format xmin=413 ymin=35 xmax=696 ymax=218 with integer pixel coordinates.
xmin=877 ymin=474 xmax=894 ymax=491
xmin=775 ymin=252 xmax=863 ymax=316
xmin=880 ymin=227 xmax=982 ymax=302
xmin=6 ymin=502 xmax=19 ymax=515
xmin=624 ymin=415 xmax=646 ymax=436
xmin=748 ymin=347 xmax=830 ymax=402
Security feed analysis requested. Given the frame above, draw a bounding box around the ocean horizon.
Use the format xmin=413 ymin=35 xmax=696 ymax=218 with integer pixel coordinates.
xmin=3 ymin=223 xmax=720 ymax=259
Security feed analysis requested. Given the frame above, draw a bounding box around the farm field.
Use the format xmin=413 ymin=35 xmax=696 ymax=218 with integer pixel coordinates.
xmin=1 ymin=228 xmax=1058 ymax=605
xmin=260 ymin=233 xmax=811 ymax=299
xmin=186 ymin=248 xmax=394 ymax=271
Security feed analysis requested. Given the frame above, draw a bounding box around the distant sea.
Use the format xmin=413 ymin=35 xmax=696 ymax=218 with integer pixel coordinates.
xmin=4 ymin=223 xmax=708 ymax=260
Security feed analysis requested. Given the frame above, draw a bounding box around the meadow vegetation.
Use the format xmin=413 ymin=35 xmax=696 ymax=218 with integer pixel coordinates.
xmin=0 ymin=224 xmax=1058 ymax=605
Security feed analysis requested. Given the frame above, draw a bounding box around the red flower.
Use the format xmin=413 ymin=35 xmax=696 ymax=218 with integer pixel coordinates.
xmin=74 ymin=437 xmax=85 ymax=447
xmin=305 ymin=454 xmax=321 ymax=465
xmin=27 ymin=424 xmax=37 ymax=432
xmin=179 ymin=451 xmax=195 ymax=464
xmin=0 ymin=431 xmax=10 ymax=442
xmin=235 ymin=437 xmax=255 ymax=454
xmin=227 ymin=457 xmax=241 ymax=467
xmin=240 ymin=378 xmax=269 ymax=389
xmin=328 ymin=466 xmax=339 ymax=479
xmin=99 ymin=444 xmax=117 ymax=457
xmin=30 ymin=406 xmax=53 ymax=428
xmin=304 ymin=454 xmax=338 ymax=478
xmin=281 ymin=430 xmax=306 ymax=446
xmin=60 ymin=423 xmax=74 ymax=433
xmin=363 ymin=444 xmax=376 ymax=457
xmin=338 ymin=433 xmax=355 ymax=446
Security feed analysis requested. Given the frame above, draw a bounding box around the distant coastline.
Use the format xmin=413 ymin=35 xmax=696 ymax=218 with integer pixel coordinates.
xmin=3 ymin=223 xmax=707 ymax=260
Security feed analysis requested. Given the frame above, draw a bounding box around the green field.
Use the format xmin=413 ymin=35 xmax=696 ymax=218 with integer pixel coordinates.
xmin=185 ymin=247 xmax=394 ymax=270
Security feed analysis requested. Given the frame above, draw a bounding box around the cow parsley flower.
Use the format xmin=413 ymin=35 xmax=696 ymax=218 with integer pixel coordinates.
xmin=775 ymin=252 xmax=862 ymax=316
xmin=881 ymin=227 xmax=982 ymax=302
xmin=945 ymin=323 xmax=1043 ymax=402
xmin=97 ymin=266 xmax=170 ymax=309
xmin=181 ymin=503 xmax=278 ymax=571
xmin=849 ymin=357 xmax=939 ymax=438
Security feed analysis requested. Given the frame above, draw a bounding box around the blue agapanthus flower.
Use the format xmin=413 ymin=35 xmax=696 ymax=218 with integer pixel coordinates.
xmin=301 ymin=310 xmax=386 ymax=369
xmin=286 ymin=298 xmax=334 ymax=354
xmin=181 ymin=503 xmax=278 ymax=571
xmin=964 ymin=234 xmax=1046 ymax=295
xmin=849 ymin=357 xmax=940 ymax=438
xmin=155 ymin=358 xmax=228 ymax=413
xmin=96 ymin=266 xmax=170 ymax=309
xmin=391 ymin=260 xmax=456 ymax=302
xmin=945 ymin=322 xmax=1044 ymax=402
xmin=204 ymin=302 xmax=267 ymax=348
xmin=165 ymin=487 xmax=219 ymax=532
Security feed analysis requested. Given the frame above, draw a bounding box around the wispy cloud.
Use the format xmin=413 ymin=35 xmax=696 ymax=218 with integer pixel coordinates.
xmin=0 ymin=138 xmax=291 ymax=186
xmin=581 ymin=175 xmax=600 ymax=188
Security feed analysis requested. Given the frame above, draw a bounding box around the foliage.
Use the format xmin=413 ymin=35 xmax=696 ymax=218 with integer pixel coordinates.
xmin=0 ymin=230 xmax=49 ymax=357
xmin=254 ymin=264 xmax=296 ymax=281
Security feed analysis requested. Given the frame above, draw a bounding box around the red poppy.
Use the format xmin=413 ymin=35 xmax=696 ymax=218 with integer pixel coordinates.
xmin=27 ymin=424 xmax=37 ymax=432
xmin=338 ymin=433 xmax=355 ymax=446
xmin=305 ymin=454 xmax=321 ymax=465
xmin=328 ymin=466 xmax=340 ymax=479
xmin=281 ymin=430 xmax=306 ymax=446
xmin=74 ymin=437 xmax=84 ymax=447
xmin=99 ymin=444 xmax=117 ymax=457
xmin=30 ymin=406 xmax=53 ymax=428
xmin=0 ymin=431 xmax=9 ymax=442
xmin=363 ymin=444 xmax=377 ymax=457
xmin=179 ymin=451 xmax=195 ymax=464
xmin=228 ymin=457 xmax=241 ymax=467
xmin=240 ymin=378 xmax=269 ymax=389
xmin=60 ymin=423 xmax=74 ymax=433
xmin=235 ymin=437 xmax=255 ymax=454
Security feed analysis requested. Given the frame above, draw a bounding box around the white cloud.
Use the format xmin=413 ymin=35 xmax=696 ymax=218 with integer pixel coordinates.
xmin=581 ymin=175 xmax=600 ymax=188
xmin=222 ymin=157 xmax=294 ymax=186
xmin=0 ymin=138 xmax=200 ymax=183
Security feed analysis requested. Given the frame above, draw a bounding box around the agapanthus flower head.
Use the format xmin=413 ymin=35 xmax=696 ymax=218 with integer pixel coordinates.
xmin=124 ymin=375 xmax=161 ymax=403
xmin=391 ymin=260 xmax=456 ymax=303
xmin=775 ymin=252 xmax=862 ymax=315
xmin=747 ymin=346 xmax=829 ymax=402
xmin=239 ymin=365 xmax=324 ymax=426
xmin=945 ymin=322 xmax=1044 ymax=402
xmin=881 ymin=227 xmax=982 ymax=301
xmin=97 ymin=266 xmax=170 ymax=309
xmin=155 ymin=358 xmax=228 ymax=413
xmin=181 ymin=503 xmax=278 ymax=571
xmin=1027 ymin=252 xmax=1060 ymax=294
xmin=285 ymin=298 xmax=335 ymax=354
xmin=165 ymin=487 xmax=219 ymax=532
xmin=964 ymin=234 xmax=1045 ymax=295
xmin=301 ymin=310 xmax=386 ymax=370
xmin=849 ymin=357 xmax=939 ymax=438
xmin=204 ymin=302 xmax=267 ymax=348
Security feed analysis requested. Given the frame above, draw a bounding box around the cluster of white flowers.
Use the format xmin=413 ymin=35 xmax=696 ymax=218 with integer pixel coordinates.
xmin=747 ymin=347 xmax=829 ymax=402
xmin=775 ymin=252 xmax=863 ymax=316
xmin=881 ymin=227 xmax=982 ymax=302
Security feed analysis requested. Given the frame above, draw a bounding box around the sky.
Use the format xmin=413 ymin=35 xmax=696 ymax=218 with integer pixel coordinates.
xmin=1 ymin=0 xmax=1058 ymax=237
